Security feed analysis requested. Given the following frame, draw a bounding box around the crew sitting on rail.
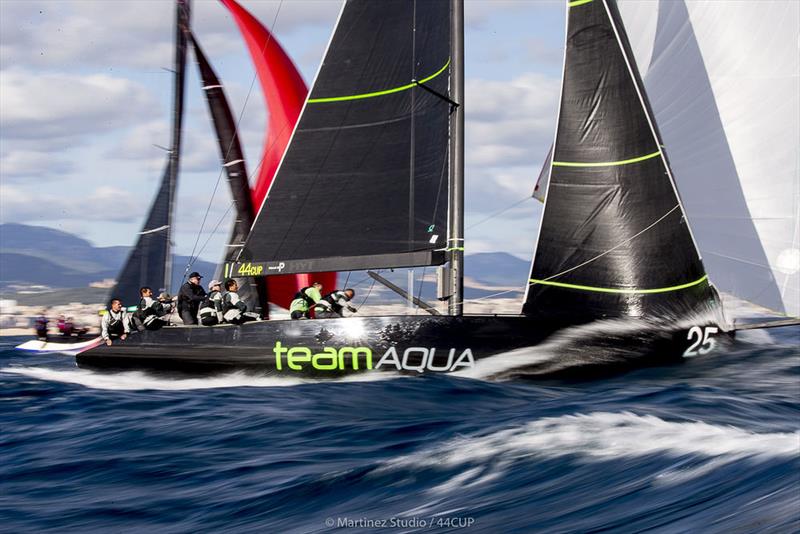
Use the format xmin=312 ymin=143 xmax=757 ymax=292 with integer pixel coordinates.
xmin=222 ymin=279 xmax=260 ymax=324
xmin=313 ymin=288 xmax=357 ymax=319
xmin=101 ymin=298 xmax=130 ymax=346
xmin=289 ymin=282 xmax=323 ymax=320
xmin=197 ymin=279 xmax=224 ymax=326
xmin=132 ymin=286 xmax=173 ymax=331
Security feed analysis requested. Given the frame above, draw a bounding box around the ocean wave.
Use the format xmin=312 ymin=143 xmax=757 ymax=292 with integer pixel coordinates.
xmin=378 ymin=411 xmax=799 ymax=474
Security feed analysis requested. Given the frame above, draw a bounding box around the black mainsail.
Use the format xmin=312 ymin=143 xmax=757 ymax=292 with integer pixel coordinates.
xmin=233 ymin=0 xmax=452 ymax=275
xmin=110 ymin=0 xmax=189 ymax=305
xmin=523 ymin=0 xmax=717 ymax=323
xmin=190 ymin=32 xmax=268 ymax=314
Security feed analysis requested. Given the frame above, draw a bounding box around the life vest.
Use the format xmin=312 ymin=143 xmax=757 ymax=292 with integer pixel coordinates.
xmin=222 ymin=291 xmax=246 ymax=322
xmin=294 ymin=287 xmax=316 ymax=307
xmin=315 ymin=290 xmax=350 ymax=315
xmin=137 ymin=297 xmax=166 ymax=327
xmin=198 ymin=291 xmax=223 ymax=325
xmin=105 ymin=310 xmax=126 ymax=335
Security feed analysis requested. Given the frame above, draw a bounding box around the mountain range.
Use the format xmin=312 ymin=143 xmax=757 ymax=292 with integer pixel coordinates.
xmin=0 ymin=223 xmax=530 ymax=302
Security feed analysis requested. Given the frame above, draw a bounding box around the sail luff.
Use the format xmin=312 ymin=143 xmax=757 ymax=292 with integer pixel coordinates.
xmin=601 ymin=0 xmax=704 ymax=261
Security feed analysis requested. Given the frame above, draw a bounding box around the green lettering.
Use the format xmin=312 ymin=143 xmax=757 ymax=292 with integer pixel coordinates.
xmin=287 ymin=347 xmax=312 ymax=370
xmin=339 ymin=347 xmax=373 ymax=370
xmin=274 ymin=341 xmax=287 ymax=370
xmin=312 ymin=347 xmax=339 ymax=370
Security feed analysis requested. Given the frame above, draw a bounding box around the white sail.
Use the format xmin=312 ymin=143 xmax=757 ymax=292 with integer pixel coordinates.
xmin=614 ymin=0 xmax=800 ymax=317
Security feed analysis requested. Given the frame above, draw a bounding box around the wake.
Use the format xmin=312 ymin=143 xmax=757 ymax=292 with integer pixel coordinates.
xmin=0 ymin=366 xmax=403 ymax=391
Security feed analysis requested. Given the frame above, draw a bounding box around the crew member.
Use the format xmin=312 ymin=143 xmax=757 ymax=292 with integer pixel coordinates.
xmin=135 ymin=286 xmax=173 ymax=330
xmin=313 ymin=288 xmax=357 ymax=319
xmin=289 ymin=282 xmax=323 ymax=320
xmin=178 ymin=271 xmax=206 ymax=325
xmin=101 ymin=298 xmax=130 ymax=346
xmin=34 ymin=311 xmax=49 ymax=340
xmin=222 ymin=279 xmax=259 ymax=324
xmin=197 ymin=279 xmax=224 ymax=326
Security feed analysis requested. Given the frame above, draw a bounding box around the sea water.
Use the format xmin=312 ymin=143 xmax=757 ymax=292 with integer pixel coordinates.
xmin=1 ymin=325 xmax=798 ymax=533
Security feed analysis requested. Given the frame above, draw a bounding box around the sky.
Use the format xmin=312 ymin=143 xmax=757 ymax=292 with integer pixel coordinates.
xmin=0 ymin=0 xmax=567 ymax=264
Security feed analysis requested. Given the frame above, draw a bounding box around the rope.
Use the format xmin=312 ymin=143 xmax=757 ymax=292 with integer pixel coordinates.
xmin=466 ymin=195 xmax=532 ymax=230
xmin=440 ymin=203 xmax=685 ymax=310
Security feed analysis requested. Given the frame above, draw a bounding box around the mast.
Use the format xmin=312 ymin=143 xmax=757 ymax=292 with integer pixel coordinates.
xmin=108 ymin=0 xmax=189 ymax=306
xmin=164 ymin=0 xmax=190 ymax=294
xmin=448 ymin=0 xmax=465 ymax=316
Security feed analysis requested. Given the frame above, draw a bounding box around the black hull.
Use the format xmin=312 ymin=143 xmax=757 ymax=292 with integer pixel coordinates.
xmin=75 ymin=315 xmax=730 ymax=378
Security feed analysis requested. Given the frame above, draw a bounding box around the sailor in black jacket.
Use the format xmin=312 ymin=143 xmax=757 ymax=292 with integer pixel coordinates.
xmin=178 ymin=271 xmax=207 ymax=325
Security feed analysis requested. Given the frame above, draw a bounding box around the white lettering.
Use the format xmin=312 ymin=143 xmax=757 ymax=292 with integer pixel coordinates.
xmin=451 ymin=349 xmax=475 ymax=370
xmin=426 ymin=347 xmax=455 ymax=371
xmin=402 ymin=347 xmax=428 ymax=373
xmin=375 ymin=347 xmax=402 ymax=370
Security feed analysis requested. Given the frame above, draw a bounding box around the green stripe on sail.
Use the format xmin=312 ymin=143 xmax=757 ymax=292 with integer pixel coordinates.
xmin=568 ymin=0 xmax=594 ymax=7
xmin=552 ymin=150 xmax=661 ymax=168
xmin=529 ymin=274 xmax=708 ymax=294
xmin=308 ymin=58 xmax=451 ymax=104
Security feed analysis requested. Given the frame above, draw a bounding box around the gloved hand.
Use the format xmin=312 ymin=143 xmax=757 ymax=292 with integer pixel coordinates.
xmin=348 ymin=306 xmax=358 ymax=313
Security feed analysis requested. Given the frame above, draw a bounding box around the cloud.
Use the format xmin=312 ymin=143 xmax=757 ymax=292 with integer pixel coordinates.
xmin=0 ymin=184 xmax=140 ymax=223
xmin=0 ymin=70 xmax=158 ymax=141
xmin=0 ymin=150 xmax=74 ymax=181
xmin=0 ymin=0 xmax=341 ymax=72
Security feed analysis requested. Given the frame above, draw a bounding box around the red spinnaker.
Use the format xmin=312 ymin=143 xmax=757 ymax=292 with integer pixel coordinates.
xmin=221 ymin=0 xmax=337 ymax=309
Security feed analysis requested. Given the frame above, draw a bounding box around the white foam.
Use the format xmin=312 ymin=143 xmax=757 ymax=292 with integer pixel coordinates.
xmin=380 ymin=412 xmax=799 ymax=475
xmin=1 ymin=366 xmax=403 ymax=391
xmin=452 ymin=317 xmax=663 ymax=380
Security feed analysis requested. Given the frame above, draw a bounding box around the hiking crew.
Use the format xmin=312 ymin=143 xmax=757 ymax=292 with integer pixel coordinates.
xmin=222 ymin=279 xmax=259 ymax=324
xmin=197 ymin=279 xmax=224 ymax=326
xmin=101 ymin=298 xmax=130 ymax=346
xmin=289 ymin=282 xmax=323 ymax=320
xmin=133 ymin=286 xmax=173 ymax=331
xmin=314 ymin=288 xmax=357 ymax=319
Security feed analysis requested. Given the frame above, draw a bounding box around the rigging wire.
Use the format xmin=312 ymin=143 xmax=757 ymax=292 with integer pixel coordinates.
xmin=181 ymin=0 xmax=285 ymax=278
xmin=466 ymin=195 xmax=532 ymax=230
xmin=441 ymin=203 xmax=688 ymax=311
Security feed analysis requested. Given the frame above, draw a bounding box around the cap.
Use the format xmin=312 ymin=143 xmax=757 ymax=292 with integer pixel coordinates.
xmin=158 ymin=292 xmax=172 ymax=301
xmin=189 ymin=272 xmax=203 ymax=279
xmin=208 ymin=279 xmax=222 ymax=290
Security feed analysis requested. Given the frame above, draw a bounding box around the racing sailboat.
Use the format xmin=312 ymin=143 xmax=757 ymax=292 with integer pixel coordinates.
xmin=77 ymin=0 xmax=734 ymax=375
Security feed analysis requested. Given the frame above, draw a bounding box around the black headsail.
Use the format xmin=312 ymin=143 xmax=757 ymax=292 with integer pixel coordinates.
xmin=231 ymin=0 xmax=452 ymax=275
xmin=189 ymin=32 xmax=268 ymax=314
xmin=110 ymin=0 xmax=189 ymax=306
xmin=523 ymin=0 xmax=718 ymax=323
